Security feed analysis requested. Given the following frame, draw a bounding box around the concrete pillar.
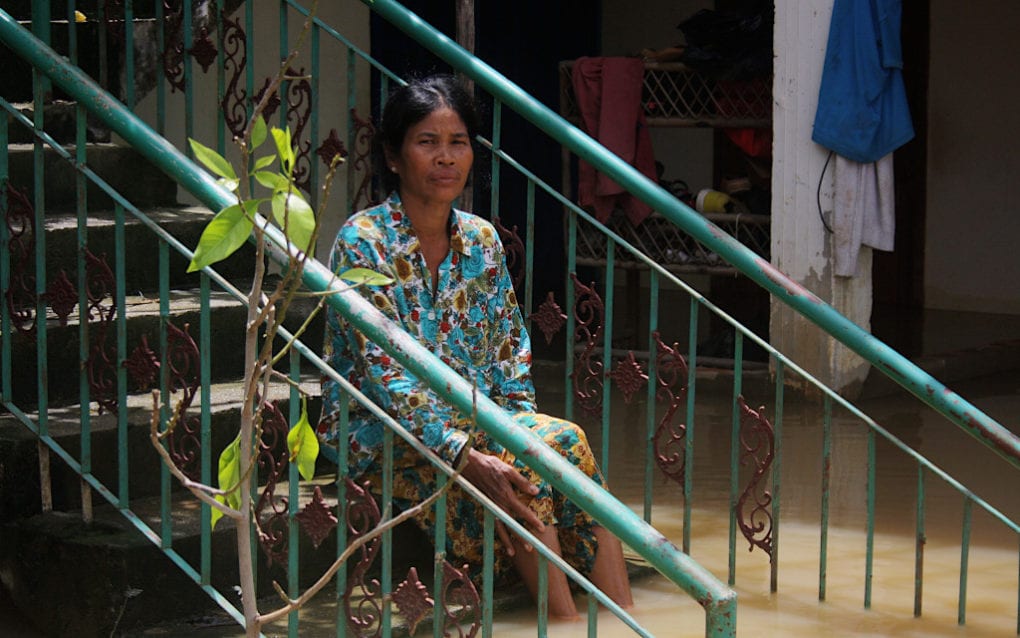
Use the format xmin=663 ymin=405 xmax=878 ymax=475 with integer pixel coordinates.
xmin=771 ymin=0 xmax=873 ymax=397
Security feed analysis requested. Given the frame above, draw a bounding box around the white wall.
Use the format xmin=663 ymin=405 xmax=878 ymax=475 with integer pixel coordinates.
xmin=926 ymin=2 xmax=1020 ymax=314
xmin=599 ymin=0 xmax=715 ymax=193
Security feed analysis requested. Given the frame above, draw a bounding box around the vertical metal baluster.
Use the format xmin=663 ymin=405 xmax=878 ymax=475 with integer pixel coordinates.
xmin=432 ymin=471 xmax=447 ymax=638
xmin=72 ymin=11 xmax=95 ymax=522
xmin=564 ymin=214 xmax=577 ymax=420
xmin=771 ymin=360 xmax=784 ymax=593
xmin=0 ymin=111 xmax=9 ymax=401
xmin=155 ymin=0 xmax=166 ymax=135
xmin=115 ymin=203 xmax=129 ymax=505
xmin=864 ymin=423 xmax=875 ymax=608
xmin=482 ymin=509 xmax=494 ymax=638
xmin=381 ymin=424 xmax=393 ymax=637
xmin=600 ymin=238 xmax=614 ymax=480
xmin=200 ymin=273 xmax=212 ymax=584
xmin=489 ymin=100 xmax=501 ymax=220
xmin=288 ymin=349 xmax=301 ymax=637
xmin=124 ymin=0 xmax=135 ymax=109
xmin=335 ymin=393 xmax=350 ymax=638
xmin=345 ymin=47 xmax=356 ymax=216
xmin=819 ymin=394 xmax=832 ymax=600
xmin=279 ymin=2 xmax=289 ymax=130
xmin=643 ymin=269 xmax=659 ymax=523
xmin=537 ymin=553 xmax=548 ymax=635
xmin=30 ymin=3 xmax=52 ymax=509
xmin=183 ymin=0 xmax=194 ymax=151
xmin=309 ymin=23 xmax=321 ymax=210
xmin=959 ymin=496 xmax=972 ymax=625
xmin=683 ymin=297 xmax=698 ymax=554
xmin=159 ymin=240 xmax=171 ymax=548
xmin=914 ymin=464 xmax=925 ymax=616
xmin=524 ymin=180 xmax=534 ymax=330
xmin=727 ymin=331 xmax=743 ymax=585
xmin=215 ymin=0 xmax=225 ymax=154
xmin=586 ymin=592 xmax=597 ymax=638
xmin=98 ymin=0 xmax=108 ymax=89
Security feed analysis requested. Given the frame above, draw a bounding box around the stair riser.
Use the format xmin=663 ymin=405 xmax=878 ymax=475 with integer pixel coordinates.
xmin=11 ymin=211 xmax=258 ymax=294
xmin=0 ymin=393 xmax=325 ymax=520
xmin=7 ymin=303 xmax=250 ymax=407
xmin=6 ymin=144 xmax=178 ymax=211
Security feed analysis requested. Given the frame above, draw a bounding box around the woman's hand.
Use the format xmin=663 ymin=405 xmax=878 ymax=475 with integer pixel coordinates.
xmin=461 ymin=447 xmax=544 ymax=556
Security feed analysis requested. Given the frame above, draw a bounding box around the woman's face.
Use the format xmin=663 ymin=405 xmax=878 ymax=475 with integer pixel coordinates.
xmin=389 ymin=106 xmax=473 ymax=210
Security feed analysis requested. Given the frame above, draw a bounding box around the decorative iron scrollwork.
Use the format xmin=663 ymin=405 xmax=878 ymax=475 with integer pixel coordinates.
xmin=83 ymin=250 xmax=118 ymax=414
xmin=735 ymin=396 xmax=775 ymax=556
xmin=608 ymin=350 xmax=648 ymax=404
xmin=164 ymin=321 xmax=202 ymax=480
xmin=569 ymin=273 xmax=604 ymax=416
xmin=349 ymin=109 xmax=378 ymax=211
xmin=220 ymin=12 xmax=248 ymax=137
xmin=3 ymin=183 xmax=38 ymax=336
xmin=255 ymin=400 xmax=295 ymax=567
xmin=652 ymin=332 xmax=689 ymax=484
xmin=493 ymin=217 xmax=525 ymax=296
xmin=531 ymin=291 xmax=566 ymax=346
xmin=344 ymin=478 xmax=384 ymax=637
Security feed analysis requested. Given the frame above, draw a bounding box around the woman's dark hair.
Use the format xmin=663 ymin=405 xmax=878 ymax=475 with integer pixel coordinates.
xmin=375 ymin=74 xmax=480 ymax=194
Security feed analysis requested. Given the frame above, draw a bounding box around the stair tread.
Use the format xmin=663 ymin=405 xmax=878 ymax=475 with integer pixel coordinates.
xmin=0 ymin=374 xmax=323 ymax=439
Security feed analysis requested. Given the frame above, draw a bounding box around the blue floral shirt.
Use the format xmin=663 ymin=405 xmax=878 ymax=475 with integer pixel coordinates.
xmin=318 ymin=193 xmax=537 ymax=476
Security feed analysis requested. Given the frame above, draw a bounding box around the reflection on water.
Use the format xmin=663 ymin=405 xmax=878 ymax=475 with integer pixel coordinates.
xmin=506 ymin=365 xmax=1020 ymax=636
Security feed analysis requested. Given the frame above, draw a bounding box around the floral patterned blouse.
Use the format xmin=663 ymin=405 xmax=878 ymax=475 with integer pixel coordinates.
xmin=318 ymin=192 xmax=537 ymax=477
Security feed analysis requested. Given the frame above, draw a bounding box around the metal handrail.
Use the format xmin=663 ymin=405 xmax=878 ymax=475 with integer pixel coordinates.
xmin=0 ymin=8 xmax=738 ymax=637
xmin=359 ymin=0 xmax=1020 ymax=474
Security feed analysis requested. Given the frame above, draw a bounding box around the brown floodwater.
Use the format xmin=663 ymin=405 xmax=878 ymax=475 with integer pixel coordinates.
xmin=484 ymin=365 xmax=1020 ymax=637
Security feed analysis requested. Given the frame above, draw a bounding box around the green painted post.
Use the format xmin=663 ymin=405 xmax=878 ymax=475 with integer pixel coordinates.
xmin=489 ymin=101 xmax=501 ymax=220
xmin=819 ymin=395 xmax=832 ymax=600
xmin=771 ymin=361 xmax=784 ymax=593
xmin=959 ymin=497 xmax=972 ymax=625
xmin=865 ymin=426 xmax=875 ymax=608
xmin=643 ymin=269 xmax=659 ymax=524
xmin=914 ymin=465 xmax=925 ymax=616
xmin=683 ymin=297 xmax=697 ymax=554
xmin=115 ymin=203 xmax=129 ymax=505
xmin=288 ymin=348 xmax=301 ymax=638
xmin=601 ymin=238 xmax=615 ymax=479
xmin=728 ymin=332 xmax=743 ymax=585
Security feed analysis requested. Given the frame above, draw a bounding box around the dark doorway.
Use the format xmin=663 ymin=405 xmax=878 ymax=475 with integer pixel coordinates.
xmin=871 ymin=0 xmax=929 ymax=356
xmin=368 ymin=1 xmax=601 ymax=318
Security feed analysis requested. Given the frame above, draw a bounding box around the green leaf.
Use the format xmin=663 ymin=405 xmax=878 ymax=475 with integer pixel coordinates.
xmin=251 ymin=115 xmax=268 ymax=149
xmin=253 ymin=170 xmax=290 ymax=192
xmin=286 ymin=399 xmax=319 ymax=482
xmin=271 ymin=190 xmax=314 ymax=254
xmin=212 ymin=433 xmax=242 ymax=530
xmin=187 ymin=200 xmax=259 ymax=272
xmin=211 ymin=495 xmax=226 ymax=530
xmin=340 ymin=267 xmax=394 ymax=287
xmin=216 ymin=177 xmax=240 ymax=192
xmin=250 ymin=155 xmax=276 ymax=173
xmin=271 ymin=127 xmax=295 ymax=174
xmin=189 ymin=138 xmax=237 ymax=180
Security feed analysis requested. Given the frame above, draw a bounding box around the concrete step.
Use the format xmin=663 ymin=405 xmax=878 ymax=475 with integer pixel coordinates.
xmin=10 ymin=206 xmax=256 ymax=294
xmin=0 ymin=472 xmax=434 ymax=638
xmin=5 ymin=270 xmax=327 ymax=407
xmin=0 ymin=375 xmax=324 ymax=521
xmin=5 ymin=143 xmax=178 ymax=211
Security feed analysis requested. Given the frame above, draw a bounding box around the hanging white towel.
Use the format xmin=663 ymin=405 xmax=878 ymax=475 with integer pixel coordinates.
xmin=833 ymin=153 xmax=896 ymax=277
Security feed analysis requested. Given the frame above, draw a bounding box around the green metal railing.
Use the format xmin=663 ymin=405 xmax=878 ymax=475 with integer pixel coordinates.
xmin=3 ymin=0 xmax=1020 ymax=636
xmin=0 ymin=5 xmax=734 ymax=637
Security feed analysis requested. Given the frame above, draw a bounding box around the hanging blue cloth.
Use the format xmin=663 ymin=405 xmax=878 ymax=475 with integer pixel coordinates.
xmin=812 ymin=0 xmax=914 ymax=163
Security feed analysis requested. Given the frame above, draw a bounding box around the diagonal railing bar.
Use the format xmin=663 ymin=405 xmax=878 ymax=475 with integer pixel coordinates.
xmin=0 ymin=9 xmax=737 ymax=636
xmin=359 ymin=0 xmax=1020 ymax=473
xmin=2 ymin=89 xmax=654 ymax=635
